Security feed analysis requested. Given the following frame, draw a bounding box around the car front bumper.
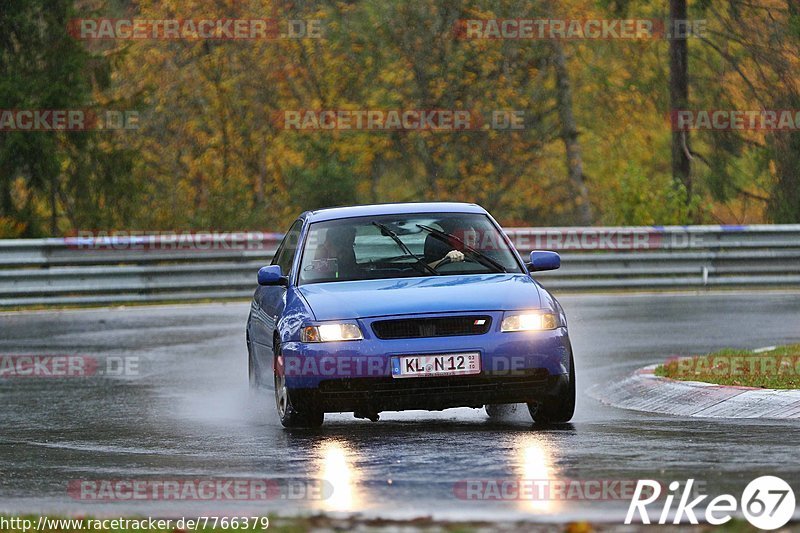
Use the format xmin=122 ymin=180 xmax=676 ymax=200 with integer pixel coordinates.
xmin=278 ymin=313 xmax=572 ymax=413
xmin=309 ymin=372 xmax=569 ymax=413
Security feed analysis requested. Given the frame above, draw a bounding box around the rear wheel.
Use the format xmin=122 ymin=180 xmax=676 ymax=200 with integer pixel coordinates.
xmin=484 ymin=403 xmax=518 ymax=420
xmin=528 ymin=351 xmax=576 ymax=424
xmin=274 ymin=344 xmax=323 ymax=428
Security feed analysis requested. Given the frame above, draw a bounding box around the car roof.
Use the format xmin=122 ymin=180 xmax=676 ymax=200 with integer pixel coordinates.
xmin=301 ymin=202 xmax=487 ymax=223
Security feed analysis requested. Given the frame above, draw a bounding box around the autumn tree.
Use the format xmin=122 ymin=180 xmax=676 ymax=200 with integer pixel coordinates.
xmin=0 ymin=0 xmax=134 ymax=236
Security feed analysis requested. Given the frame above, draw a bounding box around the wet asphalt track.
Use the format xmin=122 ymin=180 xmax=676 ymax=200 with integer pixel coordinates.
xmin=1 ymin=291 xmax=799 ymax=522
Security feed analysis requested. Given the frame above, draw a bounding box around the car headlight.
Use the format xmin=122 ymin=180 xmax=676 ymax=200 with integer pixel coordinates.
xmin=301 ymin=323 xmax=363 ymax=342
xmin=500 ymin=312 xmax=558 ymax=332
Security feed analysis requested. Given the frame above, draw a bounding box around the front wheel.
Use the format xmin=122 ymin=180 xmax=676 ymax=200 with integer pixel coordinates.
xmin=274 ymin=346 xmax=323 ymax=428
xmin=528 ymin=351 xmax=576 ymax=424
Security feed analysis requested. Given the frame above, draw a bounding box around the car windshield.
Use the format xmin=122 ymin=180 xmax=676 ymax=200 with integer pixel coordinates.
xmin=298 ymin=213 xmax=522 ymax=284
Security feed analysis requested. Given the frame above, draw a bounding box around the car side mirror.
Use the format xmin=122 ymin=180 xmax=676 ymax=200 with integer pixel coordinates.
xmin=258 ymin=265 xmax=288 ymax=286
xmin=528 ymin=251 xmax=560 ymax=272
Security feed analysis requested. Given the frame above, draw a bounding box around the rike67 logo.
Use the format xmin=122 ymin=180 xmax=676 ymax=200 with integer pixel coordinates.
xmin=626 ymin=476 xmax=795 ymax=530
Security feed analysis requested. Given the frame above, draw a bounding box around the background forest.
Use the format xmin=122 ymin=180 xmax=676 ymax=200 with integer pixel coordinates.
xmin=1 ymin=0 xmax=798 ymax=237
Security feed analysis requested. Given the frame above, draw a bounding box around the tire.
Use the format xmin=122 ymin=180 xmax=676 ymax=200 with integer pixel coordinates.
xmin=484 ymin=403 xmax=518 ymax=419
xmin=274 ymin=344 xmax=324 ymax=428
xmin=528 ymin=350 xmax=576 ymax=424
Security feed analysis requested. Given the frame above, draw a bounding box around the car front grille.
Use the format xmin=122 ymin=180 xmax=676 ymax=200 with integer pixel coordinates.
xmin=371 ymin=315 xmax=492 ymax=340
xmin=318 ymin=370 xmax=550 ymax=399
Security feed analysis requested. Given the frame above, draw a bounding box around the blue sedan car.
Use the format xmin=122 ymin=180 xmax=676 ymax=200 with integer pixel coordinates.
xmin=247 ymin=202 xmax=575 ymax=427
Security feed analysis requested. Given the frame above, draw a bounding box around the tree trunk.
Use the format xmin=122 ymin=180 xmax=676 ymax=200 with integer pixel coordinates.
xmin=669 ymin=0 xmax=692 ymax=204
xmin=551 ymin=39 xmax=592 ymax=225
xmin=50 ymin=174 xmax=58 ymax=235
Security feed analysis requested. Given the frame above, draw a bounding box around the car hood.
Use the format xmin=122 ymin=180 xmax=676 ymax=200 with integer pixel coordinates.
xmin=297 ymin=274 xmax=542 ymax=321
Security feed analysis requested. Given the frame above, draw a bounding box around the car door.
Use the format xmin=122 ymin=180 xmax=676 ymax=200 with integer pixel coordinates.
xmin=252 ymin=218 xmax=304 ymax=353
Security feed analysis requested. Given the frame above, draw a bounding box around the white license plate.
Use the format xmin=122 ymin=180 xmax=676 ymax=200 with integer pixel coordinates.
xmin=391 ymin=352 xmax=481 ymax=378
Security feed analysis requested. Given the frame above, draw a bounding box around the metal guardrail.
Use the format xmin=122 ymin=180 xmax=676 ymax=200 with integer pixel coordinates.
xmin=0 ymin=225 xmax=798 ymax=307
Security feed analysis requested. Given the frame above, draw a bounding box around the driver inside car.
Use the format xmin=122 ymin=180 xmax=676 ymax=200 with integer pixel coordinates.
xmin=314 ymin=225 xmax=358 ymax=279
xmin=424 ymin=219 xmax=477 ymax=269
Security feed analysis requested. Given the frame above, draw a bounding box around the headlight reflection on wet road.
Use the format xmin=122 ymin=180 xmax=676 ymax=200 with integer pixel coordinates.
xmin=516 ymin=435 xmax=562 ymax=514
xmin=315 ymin=440 xmax=362 ymax=512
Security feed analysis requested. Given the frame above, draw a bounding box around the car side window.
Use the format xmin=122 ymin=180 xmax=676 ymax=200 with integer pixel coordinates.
xmin=271 ymin=219 xmax=303 ymax=276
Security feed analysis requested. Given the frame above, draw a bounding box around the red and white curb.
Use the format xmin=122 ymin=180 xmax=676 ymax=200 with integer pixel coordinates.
xmin=588 ymin=365 xmax=800 ymax=419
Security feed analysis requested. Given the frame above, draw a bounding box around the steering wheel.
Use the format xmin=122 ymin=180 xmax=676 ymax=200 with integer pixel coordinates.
xmin=432 ymin=255 xmax=453 ymax=271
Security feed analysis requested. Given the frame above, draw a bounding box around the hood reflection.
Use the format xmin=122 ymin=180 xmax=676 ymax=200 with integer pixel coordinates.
xmin=314 ymin=440 xmax=363 ymax=512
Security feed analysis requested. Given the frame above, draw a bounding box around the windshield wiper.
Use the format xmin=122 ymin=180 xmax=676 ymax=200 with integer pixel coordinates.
xmin=416 ymin=224 xmax=507 ymax=273
xmin=371 ymin=222 xmax=439 ymax=276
